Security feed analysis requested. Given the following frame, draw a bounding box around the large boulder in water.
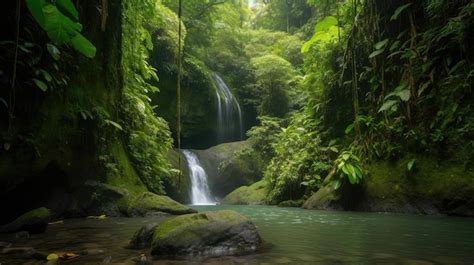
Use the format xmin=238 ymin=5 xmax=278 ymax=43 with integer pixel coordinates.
xmin=222 ymin=180 xmax=268 ymax=205
xmin=127 ymin=192 xmax=196 ymax=217
xmin=150 ymin=210 xmax=262 ymax=258
xmin=0 ymin=207 xmax=50 ymax=234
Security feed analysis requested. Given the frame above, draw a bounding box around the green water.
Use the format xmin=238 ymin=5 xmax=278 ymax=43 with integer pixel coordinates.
xmin=0 ymin=205 xmax=473 ymax=264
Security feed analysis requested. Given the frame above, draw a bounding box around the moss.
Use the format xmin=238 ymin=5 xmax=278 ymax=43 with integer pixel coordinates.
xmin=152 ymin=210 xmax=247 ymax=242
xmin=0 ymin=207 xmax=50 ymax=234
xmin=302 ymin=184 xmax=339 ymax=210
xmin=222 ymin=180 xmax=268 ymax=205
xmin=365 ymin=155 xmax=474 ymax=203
xmin=127 ymin=192 xmax=196 ymax=216
xmin=106 ymin=140 xmax=147 ymax=195
xmin=278 ymin=199 xmax=305 ymax=207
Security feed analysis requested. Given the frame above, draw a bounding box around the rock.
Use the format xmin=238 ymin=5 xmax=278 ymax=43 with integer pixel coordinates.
xmin=0 ymin=207 xmax=50 ymax=234
xmin=2 ymin=247 xmax=47 ymax=260
xmin=302 ymin=183 xmax=341 ymax=210
xmin=222 ymin=180 xmax=268 ymax=205
xmin=150 ymin=210 xmax=262 ymax=258
xmin=193 ymin=141 xmax=263 ymax=198
xmin=278 ymin=199 xmax=304 ymax=208
xmin=128 ymin=223 xmax=158 ymax=249
xmin=80 ymin=180 xmax=131 ymax=217
xmin=127 ymin=192 xmax=196 ymax=217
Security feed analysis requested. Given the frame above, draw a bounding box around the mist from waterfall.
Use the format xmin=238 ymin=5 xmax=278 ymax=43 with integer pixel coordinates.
xmin=212 ymin=73 xmax=243 ymax=144
xmin=182 ymin=150 xmax=215 ymax=205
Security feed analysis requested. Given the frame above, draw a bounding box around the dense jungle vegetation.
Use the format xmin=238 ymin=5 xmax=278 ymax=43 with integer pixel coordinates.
xmin=1 ymin=0 xmax=473 ymax=222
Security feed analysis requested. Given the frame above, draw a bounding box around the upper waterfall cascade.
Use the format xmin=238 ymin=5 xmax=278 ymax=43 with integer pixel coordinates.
xmin=212 ymin=73 xmax=243 ymax=144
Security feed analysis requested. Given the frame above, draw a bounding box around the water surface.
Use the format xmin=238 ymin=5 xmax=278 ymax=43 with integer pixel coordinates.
xmin=0 ymin=205 xmax=473 ymax=264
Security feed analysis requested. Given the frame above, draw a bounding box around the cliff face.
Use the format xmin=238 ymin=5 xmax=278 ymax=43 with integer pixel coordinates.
xmin=0 ymin=0 xmax=151 ymax=222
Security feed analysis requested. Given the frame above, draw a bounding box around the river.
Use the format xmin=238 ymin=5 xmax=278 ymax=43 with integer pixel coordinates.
xmin=1 ymin=205 xmax=473 ymax=264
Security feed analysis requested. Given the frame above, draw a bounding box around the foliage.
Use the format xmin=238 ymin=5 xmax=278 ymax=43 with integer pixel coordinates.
xmin=264 ymin=110 xmax=331 ymax=203
xmin=250 ymin=54 xmax=295 ymax=117
xmin=25 ymin=0 xmax=96 ymax=58
xmin=121 ymin=0 xmax=174 ymax=193
xmin=246 ymin=116 xmax=283 ymax=161
xmin=332 ymin=149 xmax=363 ymax=190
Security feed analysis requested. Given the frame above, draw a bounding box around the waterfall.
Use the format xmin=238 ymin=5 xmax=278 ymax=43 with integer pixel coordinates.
xmin=182 ymin=150 xmax=215 ymax=205
xmin=212 ymin=73 xmax=243 ymax=143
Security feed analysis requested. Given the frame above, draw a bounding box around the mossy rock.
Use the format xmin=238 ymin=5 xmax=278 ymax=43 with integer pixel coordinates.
xmin=0 ymin=207 xmax=50 ymax=234
xmin=127 ymin=192 xmax=196 ymax=217
xmin=150 ymin=210 xmax=262 ymax=258
xmin=278 ymin=199 xmax=305 ymax=208
xmin=128 ymin=223 xmax=159 ymax=249
xmin=193 ymin=141 xmax=263 ymax=198
xmin=303 ymin=155 xmax=474 ymax=216
xmin=221 ymin=180 xmax=268 ymax=205
xmin=302 ymin=184 xmax=341 ymax=210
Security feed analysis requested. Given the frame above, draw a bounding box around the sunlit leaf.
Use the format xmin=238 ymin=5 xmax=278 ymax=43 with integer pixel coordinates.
xmin=378 ymin=99 xmax=398 ymax=112
xmin=47 ymin=253 xmax=59 ymax=261
xmin=71 ymin=33 xmax=96 ymax=58
xmin=391 ymin=3 xmax=412 ymax=21
xmin=375 ymin=39 xmax=389 ymax=50
xmin=33 ymin=78 xmax=48 ymax=92
xmin=47 ymin=43 xmax=61 ymax=60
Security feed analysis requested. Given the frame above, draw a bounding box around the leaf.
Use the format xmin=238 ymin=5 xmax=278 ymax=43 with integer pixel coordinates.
xmin=98 ymin=214 xmax=107 ymax=220
xmin=354 ymin=166 xmax=363 ymax=179
xmin=397 ymin=89 xmax=410 ymax=102
xmin=26 ymin=0 xmax=46 ymax=28
xmin=378 ymin=99 xmax=398 ymax=112
xmin=0 ymin=97 xmax=7 ymax=108
xmin=329 ymin=146 xmax=339 ymax=153
xmin=47 ymin=253 xmax=59 ymax=261
xmin=345 ymin=123 xmax=355 ymax=134
xmin=40 ymin=69 xmax=53 ymax=82
xmin=104 ymin=119 xmax=123 ymax=130
xmin=56 ymin=0 xmax=79 ymax=21
xmin=47 ymin=43 xmax=61 ymax=60
xmin=42 ymin=4 xmax=81 ymax=43
xmin=33 ymin=78 xmax=48 ymax=92
xmin=71 ymin=34 xmax=96 ymax=58
xmin=375 ymin=39 xmax=389 ymax=50
xmin=369 ymin=49 xmax=384 ymax=59
xmin=332 ymin=179 xmax=342 ymax=190
xmin=407 ymin=159 xmax=416 ymax=171
xmin=391 ymin=3 xmax=412 ymax=21
xmin=342 ymin=153 xmax=350 ymax=161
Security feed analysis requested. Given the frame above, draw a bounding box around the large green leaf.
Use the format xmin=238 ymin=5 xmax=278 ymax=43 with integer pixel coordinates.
xmin=71 ymin=34 xmax=97 ymax=58
xmin=56 ymin=0 xmax=79 ymax=21
xmin=43 ymin=4 xmax=81 ymax=43
xmin=26 ymin=0 xmax=46 ymax=28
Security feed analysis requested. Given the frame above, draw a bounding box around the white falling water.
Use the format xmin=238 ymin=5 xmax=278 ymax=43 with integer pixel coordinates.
xmin=182 ymin=150 xmax=215 ymax=205
xmin=212 ymin=73 xmax=243 ymax=143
